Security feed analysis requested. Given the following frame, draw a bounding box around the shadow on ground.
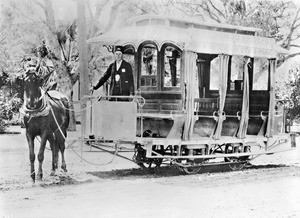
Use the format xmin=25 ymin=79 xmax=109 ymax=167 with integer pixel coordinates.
xmin=38 ymin=174 xmax=93 ymax=188
xmin=87 ymin=163 xmax=289 ymax=180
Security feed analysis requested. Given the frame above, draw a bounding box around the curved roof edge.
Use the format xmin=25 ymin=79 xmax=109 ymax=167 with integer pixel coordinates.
xmin=88 ymin=17 xmax=287 ymax=59
xmin=127 ymin=15 xmax=262 ymax=34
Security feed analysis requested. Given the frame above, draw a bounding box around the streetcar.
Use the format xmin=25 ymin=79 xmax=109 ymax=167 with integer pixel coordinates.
xmin=85 ymin=15 xmax=294 ymax=173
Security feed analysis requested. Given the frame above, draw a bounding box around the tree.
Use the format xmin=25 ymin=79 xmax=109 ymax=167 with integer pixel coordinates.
xmin=169 ymin=0 xmax=300 ymax=62
xmin=0 ymin=0 xmax=79 ymax=130
xmin=280 ymin=61 xmax=300 ymax=123
xmin=33 ymin=0 xmax=79 ymax=131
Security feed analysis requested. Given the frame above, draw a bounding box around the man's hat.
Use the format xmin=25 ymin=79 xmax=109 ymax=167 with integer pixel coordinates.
xmin=114 ymin=45 xmax=123 ymax=53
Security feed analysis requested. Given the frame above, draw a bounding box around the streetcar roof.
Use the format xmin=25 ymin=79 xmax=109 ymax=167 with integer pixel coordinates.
xmin=88 ymin=15 xmax=289 ymax=58
xmin=127 ymin=15 xmax=263 ymax=34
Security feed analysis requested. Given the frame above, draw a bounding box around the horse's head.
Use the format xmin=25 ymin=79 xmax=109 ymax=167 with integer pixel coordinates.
xmin=23 ymin=68 xmax=44 ymax=110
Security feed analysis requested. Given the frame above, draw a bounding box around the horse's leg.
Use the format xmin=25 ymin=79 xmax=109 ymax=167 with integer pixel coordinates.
xmin=60 ymin=137 xmax=67 ymax=172
xmin=48 ymin=134 xmax=58 ymax=176
xmin=55 ymin=132 xmax=67 ymax=172
xmin=37 ymin=132 xmax=47 ymax=180
xmin=54 ymin=143 xmax=59 ymax=173
xmin=26 ymin=131 xmax=35 ymax=182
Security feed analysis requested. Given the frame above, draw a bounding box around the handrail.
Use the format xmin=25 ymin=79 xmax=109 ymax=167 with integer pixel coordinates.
xmin=82 ymin=94 xmax=145 ymax=108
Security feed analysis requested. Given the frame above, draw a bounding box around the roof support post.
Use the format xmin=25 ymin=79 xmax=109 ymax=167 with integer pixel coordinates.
xmin=213 ymin=54 xmax=230 ymax=140
xmin=237 ymin=57 xmax=251 ymax=139
xmin=77 ymin=0 xmax=89 ymax=136
xmin=182 ymin=51 xmax=197 ymax=141
xmin=266 ymin=58 xmax=276 ymax=138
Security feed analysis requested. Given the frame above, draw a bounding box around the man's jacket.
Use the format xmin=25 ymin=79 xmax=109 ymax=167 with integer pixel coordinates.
xmin=94 ymin=60 xmax=134 ymax=96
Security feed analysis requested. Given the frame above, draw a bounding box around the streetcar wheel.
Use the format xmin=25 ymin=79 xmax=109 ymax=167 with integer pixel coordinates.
xmin=228 ymin=161 xmax=247 ymax=171
xmin=224 ymin=144 xmax=248 ymax=171
xmin=137 ymin=159 xmax=162 ymax=170
xmin=181 ymin=166 xmax=201 ymax=174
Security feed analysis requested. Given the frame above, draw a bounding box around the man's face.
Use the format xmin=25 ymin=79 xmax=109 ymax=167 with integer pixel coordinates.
xmin=114 ymin=51 xmax=123 ymax=62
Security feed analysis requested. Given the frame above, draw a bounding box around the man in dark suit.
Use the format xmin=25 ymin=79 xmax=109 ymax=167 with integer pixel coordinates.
xmin=91 ymin=46 xmax=134 ymax=97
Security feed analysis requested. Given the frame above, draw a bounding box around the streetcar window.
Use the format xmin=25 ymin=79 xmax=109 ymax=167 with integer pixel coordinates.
xmin=170 ymin=20 xmax=190 ymax=29
xmin=210 ymin=56 xmax=220 ymax=90
xmin=140 ymin=44 xmax=158 ymax=87
xmin=253 ymin=59 xmax=268 ymax=90
xmin=151 ymin=19 xmax=165 ymax=26
xmin=136 ymin=19 xmax=149 ymax=26
xmin=163 ymin=46 xmax=181 ymax=88
xmin=229 ymin=56 xmax=244 ymax=90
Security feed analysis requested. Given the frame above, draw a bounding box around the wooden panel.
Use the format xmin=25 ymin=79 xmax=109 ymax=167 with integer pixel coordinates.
xmin=193 ymin=117 xmax=217 ymax=137
xmin=141 ymin=92 xmax=181 ymax=99
xmin=224 ymin=98 xmax=242 ymax=115
xmin=249 ymin=91 xmax=269 ymax=115
xmin=247 ymin=117 xmax=264 ymax=135
xmin=92 ymin=101 xmax=137 ymax=140
xmin=161 ymin=101 xmax=182 ymax=111
xmin=194 ymin=98 xmax=218 ymax=115
xmin=141 ymin=92 xmax=183 ymax=114
xmin=221 ymin=117 xmax=239 ymax=136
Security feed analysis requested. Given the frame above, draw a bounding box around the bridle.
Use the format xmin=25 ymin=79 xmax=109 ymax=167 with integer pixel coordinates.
xmin=20 ymin=69 xmax=50 ymax=120
xmin=23 ymin=87 xmax=47 ymax=112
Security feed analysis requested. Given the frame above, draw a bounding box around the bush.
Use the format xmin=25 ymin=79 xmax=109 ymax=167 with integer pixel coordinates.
xmin=0 ymin=118 xmax=7 ymax=134
xmin=0 ymin=89 xmax=23 ymax=133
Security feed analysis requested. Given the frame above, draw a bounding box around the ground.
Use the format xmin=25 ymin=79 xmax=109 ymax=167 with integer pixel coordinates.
xmin=0 ymin=126 xmax=300 ymax=218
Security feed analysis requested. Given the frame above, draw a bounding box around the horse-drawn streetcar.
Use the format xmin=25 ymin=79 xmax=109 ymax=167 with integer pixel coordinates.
xmin=84 ymin=15 xmax=294 ymax=173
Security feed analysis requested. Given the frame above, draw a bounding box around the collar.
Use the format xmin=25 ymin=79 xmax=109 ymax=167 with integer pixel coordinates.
xmin=116 ymin=60 xmax=122 ymax=70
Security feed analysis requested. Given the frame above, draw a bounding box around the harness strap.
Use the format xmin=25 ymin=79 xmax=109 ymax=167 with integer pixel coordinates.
xmin=20 ymin=89 xmax=50 ymax=119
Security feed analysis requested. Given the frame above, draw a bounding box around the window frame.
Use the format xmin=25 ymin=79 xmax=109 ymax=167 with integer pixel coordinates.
xmin=137 ymin=41 xmax=160 ymax=91
xmin=161 ymin=43 xmax=182 ymax=92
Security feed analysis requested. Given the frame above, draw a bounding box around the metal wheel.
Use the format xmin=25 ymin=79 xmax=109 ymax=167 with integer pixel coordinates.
xmin=227 ymin=160 xmax=247 ymax=171
xmin=224 ymin=143 xmax=239 ymax=162
xmin=224 ymin=143 xmax=248 ymax=171
xmin=133 ymin=144 xmax=162 ymax=170
xmin=137 ymin=159 xmax=162 ymax=170
xmin=181 ymin=166 xmax=202 ymax=174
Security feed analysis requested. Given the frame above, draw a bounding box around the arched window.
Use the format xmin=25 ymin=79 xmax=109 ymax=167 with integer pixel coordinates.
xmin=163 ymin=45 xmax=181 ymax=89
xmin=229 ymin=56 xmax=244 ymax=91
xmin=210 ymin=56 xmax=220 ymax=90
xmin=253 ymin=58 xmax=268 ymax=90
xmin=139 ymin=43 xmax=158 ymax=89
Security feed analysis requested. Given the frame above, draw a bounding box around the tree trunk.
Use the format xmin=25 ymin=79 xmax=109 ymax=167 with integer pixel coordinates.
xmin=43 ymin=0 xmax=77 ymax=131
xmin=69 ymin=90 xmax=77 ymax=131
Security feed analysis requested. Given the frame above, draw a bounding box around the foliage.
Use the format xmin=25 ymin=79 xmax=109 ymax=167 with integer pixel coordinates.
xmin=0 ymin=0 xmax=79 ymax=130
xmin=169 ymin=0 xmax=300 ymax=62
xmin=0 ymin=119 xmax=7 ymax=134
xmin=0 ymin=88 xmax=22 ymax=133
xmin=1 ymin=0 xmax=300 ymax=125
xmin=281 ymin=61 xmax=300 ymax=123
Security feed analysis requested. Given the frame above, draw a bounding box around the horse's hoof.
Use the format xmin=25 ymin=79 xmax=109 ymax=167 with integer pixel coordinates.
xmin=61 ymin=165 xmax=67 ymax=172
xmin=37 ymin=174 xmax=43 ymax=181
xmin=31 ymin=174 xmax=35 ymax=182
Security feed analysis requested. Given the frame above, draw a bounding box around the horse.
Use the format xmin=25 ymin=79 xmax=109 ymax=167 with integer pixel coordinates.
xmin=21 ymin=68 xmax=70 ymax=182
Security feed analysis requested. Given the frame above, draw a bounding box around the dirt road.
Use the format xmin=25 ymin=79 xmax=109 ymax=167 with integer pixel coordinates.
xmin=1 ymin=126 xmax=300 ymax=218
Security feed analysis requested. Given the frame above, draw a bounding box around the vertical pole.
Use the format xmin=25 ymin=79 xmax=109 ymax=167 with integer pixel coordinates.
xmin=77 ymin=0 xmax=89 ymax=158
